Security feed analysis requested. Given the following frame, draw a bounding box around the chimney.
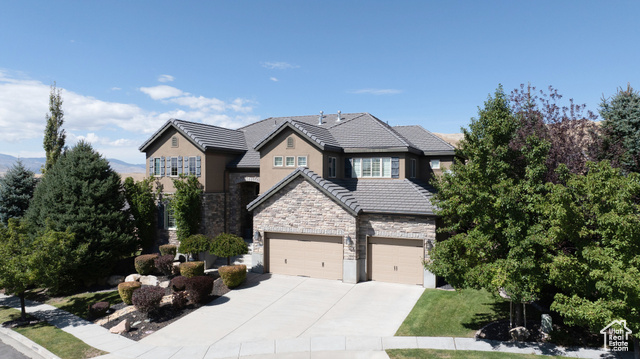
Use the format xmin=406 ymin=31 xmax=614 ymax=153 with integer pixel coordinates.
xmin=336 ymin=110 xmax=342 ymax=122
xmin=318 ymin=111 xmax=324 ymax=125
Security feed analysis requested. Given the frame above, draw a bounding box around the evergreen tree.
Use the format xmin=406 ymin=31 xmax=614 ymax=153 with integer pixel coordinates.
xmin=42 ymin=83 xmax=66 ymax=174
xmin=0 ymin=160 xmax=37 ymax=225
xmin=171 ymin=175 xmax=203 ymax=241
xmin=426 ymin=86 xmax=551 ymax=326
xmin=26 ymin=141 xmax=136 ymax=286
xmin=599 ymin=83 xmax=640 ymax=173
xmin=123 ymin=177 xmax=156 ymax=252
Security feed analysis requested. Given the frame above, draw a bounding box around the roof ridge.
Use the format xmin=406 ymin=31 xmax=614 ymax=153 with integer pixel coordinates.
xmin=367 ymin=113 xmax=416 ymax=148
xmin=418 ymin=126 xmax=456 ymax=150
xmin=289 ymin=120 xmax=328 ymax=148
xmin=172 ymin=118 xmax=243 ymax=133
xmin=326 ymin=113 xmax=367 ymax=129
xmin=406 ymin=179 xmax=436 ymax=202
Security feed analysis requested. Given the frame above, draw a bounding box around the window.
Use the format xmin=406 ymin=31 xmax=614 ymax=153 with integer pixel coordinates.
xmin=382 ymin=158 xmax=391 ymax=177
xmin=154 ymin=158 xmax=161 ymax=176
xmin=274 ymin=156 xmax=283 ymax=167
xmin=287 ymin=137 xmax=294 ymax=148
xmin=410 ymin=159 xmax=417 ymax=178
xmin=297 ymin=156 xmax=307 ymax=167
xmin=430 ymin=159 xmax=441 ymax=170
xmin=350 ymin=158 xmax=393 ymax=178
xmin=285 ymin=156 xmax=295 ymax=167
xmin=171 ymin=136 xmax=179 ymax=147
xmin=170 ymin=157 xmax=178 ymax=176
xmin=188 ymin=157 xmax=197 ymax=175
xmin=165 ymin=203 xmax=176 ymax=229
xmin=328 ymin=157 xmax=337 ymax=177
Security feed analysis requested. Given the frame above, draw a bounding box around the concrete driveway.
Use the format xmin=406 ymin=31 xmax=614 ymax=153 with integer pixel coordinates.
xmin=140 ymin=273 xmax=424 ymax=347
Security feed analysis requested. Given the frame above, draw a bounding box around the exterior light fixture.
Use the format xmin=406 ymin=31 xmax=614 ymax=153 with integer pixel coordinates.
xmin=345 ymin=235 xmax=353 ymax=246
xmin=253 ymin=230 xmax=261 ymax=241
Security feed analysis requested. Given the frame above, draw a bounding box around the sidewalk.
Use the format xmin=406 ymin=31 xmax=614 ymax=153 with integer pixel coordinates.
xmin=0 ymin=293 xmax=632 ymax=359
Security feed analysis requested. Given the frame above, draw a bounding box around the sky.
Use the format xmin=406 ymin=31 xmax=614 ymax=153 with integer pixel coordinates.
xmin=1 ymin=1 xmax=639 ymax=164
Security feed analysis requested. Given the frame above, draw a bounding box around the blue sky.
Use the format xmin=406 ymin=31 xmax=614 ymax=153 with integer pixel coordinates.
xmin=1 ymin=1 xmax=639 ymax=164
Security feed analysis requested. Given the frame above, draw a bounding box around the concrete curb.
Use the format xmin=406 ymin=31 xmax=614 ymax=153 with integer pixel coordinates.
xmin=0 ymin=326 xmax=61 ymax=359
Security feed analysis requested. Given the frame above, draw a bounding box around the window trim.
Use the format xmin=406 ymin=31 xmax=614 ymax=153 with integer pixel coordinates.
xmin=153 ymin=158 xmax=161 ymax=177
xmin=273 ymin=156 xmax=283 ymax=167
xmin=285 ymin=156 xmax=295 ymax=167
xmin=410 ymin=158 xmax=417 ymax=178
xmin=188 ymin=156 xmax=197 ymax=176
xmin=328 ymin=157 xmax=337 ymax=178
xmin=430 ymin=159 xmax=441 ymax=170
xmin=297 ymin=156 xmax=308 ymax=167
xmin=170 ymin=157 xmax=179 ymax=176
xmin=164 ymin=201 xmax=177 ymax=230
xmin=350 ymin=157 xmax=392 ymax=178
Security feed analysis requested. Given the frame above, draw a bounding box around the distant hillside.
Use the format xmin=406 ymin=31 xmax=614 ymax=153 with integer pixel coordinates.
xmin=433 ymin=133 xmax=463 ymax=148
xmin=0 ymin=154 xmax=145 ymax=175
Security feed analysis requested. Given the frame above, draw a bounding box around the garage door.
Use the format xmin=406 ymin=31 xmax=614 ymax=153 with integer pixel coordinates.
xmin=367 ymin=237 xmax=424 ymax=285
xmin=267 ymin=233 xmax=343 ymax=280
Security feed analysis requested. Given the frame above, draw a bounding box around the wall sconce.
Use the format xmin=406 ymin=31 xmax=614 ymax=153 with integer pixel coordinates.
xmin=426 ymin=240 xmax=434 ymax=254
xmin=253 ymin=230 xmax=262 ymax=242
xmin=345 ymin=235 xmax=354 ymax=246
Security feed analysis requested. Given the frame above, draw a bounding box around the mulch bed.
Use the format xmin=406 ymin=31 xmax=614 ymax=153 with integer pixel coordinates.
xmin=99 ymin=274 xmax=231 ymax=341
xmin=476 ymin=318 xmax=601 ymax=348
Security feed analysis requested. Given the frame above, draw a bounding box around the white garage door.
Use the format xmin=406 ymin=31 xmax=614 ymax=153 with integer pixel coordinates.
xmin=367 ymin=237 xmax=424 ymax=285
xmin=267 ymin=233 xmax=343 ymax=280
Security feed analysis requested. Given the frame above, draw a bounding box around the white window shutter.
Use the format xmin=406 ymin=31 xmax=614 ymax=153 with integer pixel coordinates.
xmin=149 ymin=158 xmax=154 ymax=176
xmin=196 ymin=156 xmax=201 ymax=177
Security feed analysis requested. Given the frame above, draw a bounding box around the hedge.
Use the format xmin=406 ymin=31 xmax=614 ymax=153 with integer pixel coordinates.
xmin=118 ymin=281 xmax=142 ymax=305
xmin=135 ymin=254 xmax=159 ymax=275
xmin=179 ymin=261 xmax=204 ymax=278
xmin=159 ymin=244 xmax=177 ymax=257
xmin=218 ymin=265 xmax=247 ymax=288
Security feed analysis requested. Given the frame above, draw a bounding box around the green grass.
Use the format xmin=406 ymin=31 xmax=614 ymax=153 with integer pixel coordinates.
xmin=396 ymin=288 xmax=509 ymax=337
xmin=43 ymin=290 xmax=122 ymax=319
xmin=387 ymin=349 xmax=566 ymax=359
xmin=0 ymin=306 xmax=106 ymax=359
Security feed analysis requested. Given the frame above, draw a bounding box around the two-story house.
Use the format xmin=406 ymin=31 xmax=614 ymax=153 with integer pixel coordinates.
xmin=139 ymin=112 xmax=456 ymax=287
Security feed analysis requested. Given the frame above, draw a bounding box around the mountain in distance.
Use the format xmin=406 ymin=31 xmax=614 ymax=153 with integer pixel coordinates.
xmin=0 ymin=153 xmax=146 ymax=175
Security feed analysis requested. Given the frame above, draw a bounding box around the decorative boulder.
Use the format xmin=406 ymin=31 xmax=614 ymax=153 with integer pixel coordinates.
xmin=509 ymin=326 xmax=530 ymax=341
xmin=125 ymin=274 xmax=141 ymax=282
xmin=107 ymin=275 xmax=125 ymax=286
xmin=139 ymin=275 xmax=159 ymax=287
xmin=109 ymin=318 xmax=131 ymax=334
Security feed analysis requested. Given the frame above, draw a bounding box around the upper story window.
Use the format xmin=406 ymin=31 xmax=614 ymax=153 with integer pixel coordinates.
xmin=410 ymin=159 xmax=417 ymax=178
xmin=287 ymin=137 xmax=294 ymax=148
xmin=297 ymin=156 xmax=307 ymax=167
xmin=171 ymin=136 xmax=179 ymax=147
xmin=188 ymin=157 xmax=197 ymax=175
xmin=274 ymin=156 xmax=283 ymax=167
xmin=170 ymin=157 xmax=179 ymax=176
xmin=153 ymin=158 xmax=161 ymax=176
xmin=328 ymin=157 xmax=337 ymax=178
xmin=351 ymin=157 xmax=392 ymax=178
xmin=430 ymin=159 xmax=441 ymax=170
xmin=285 ymin=156 xmax=295 ymax=167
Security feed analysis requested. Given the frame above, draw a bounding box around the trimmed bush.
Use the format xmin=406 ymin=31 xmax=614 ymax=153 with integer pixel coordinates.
xmin=185 ymin=276 xmax=214 ymax=304
xmin=135 ymin=254 xmax=159 ymax=275
xmin=178 ymin=234 xmax=212 ymax=260
xmin=211 ymin=233 xmax=248 ymax=265
xmin=132 ymin=286 xmax=165 ymax=317
xmin=118 ymin=281 xmax=142 ymax=305
xmin=179 ymin=261 xmax=204 ymax=278
xmin=218 ymin=265 xmax=247 ymax=288
xmin=88 ymin=301 xmax=110 ymax=318
xmin=172 ymin=291 xmax=189 ymax=309
xmin=159 ymin=244 xmax=177 ymax=257
xmin=155 ymin=254 xmax=174 ymax=275
xmin=170 ymin=276 xmax=187 ymax=292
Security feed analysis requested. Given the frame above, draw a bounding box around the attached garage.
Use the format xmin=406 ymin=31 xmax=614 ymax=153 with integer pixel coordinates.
xmin=367 ymin=237 xmax=424 ymax=285
xmin=266 ymin=233 xmax=343 ymax=280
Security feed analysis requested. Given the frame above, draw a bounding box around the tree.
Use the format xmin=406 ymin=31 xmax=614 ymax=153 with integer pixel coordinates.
xmin=426 ymin=86 xmax=551 ymax=327
xmin=0 ymin=160 xmax=37 ymax=225
xmin=42 ymin=83 xmax=66 ymax=175
xmin=26 ymin=141 xmax=137 ymax=287
xmin=178 ymin=234 xmax=212 ymax=261
xmin=0 ymin=219 xmax=36 ymax=320
xmin=123 ymin=177 xmax=156 ymax=252
xmin=211 ymin=233 xmax=248 ymax=265
xmin=599 ymin=83 xmax=640 ymax=174
xmin=545 ymin=161 xmax=640 ymax=356
xmin=170 ymin=175 xmax=203 ymax=241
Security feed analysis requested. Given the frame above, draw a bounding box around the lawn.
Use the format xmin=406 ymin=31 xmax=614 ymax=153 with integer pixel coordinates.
xmin=0 ymin=306 xmax=106 ymax=359
xmin=387 ymin=349 xmax=566 ymax=359
xmin=44 ymin=290 xmax=122 ymax=320
xmin=396 ymin=288 xmax=509 ymax=337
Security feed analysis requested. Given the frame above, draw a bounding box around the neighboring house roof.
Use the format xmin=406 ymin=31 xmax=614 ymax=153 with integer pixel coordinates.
xmin=247 ymin=167 xmax=438 ymax=216
xmin=393 ymin=125 xmax=456 ymax=155
xmin=139 ymin=119 xmax=247 ymax=153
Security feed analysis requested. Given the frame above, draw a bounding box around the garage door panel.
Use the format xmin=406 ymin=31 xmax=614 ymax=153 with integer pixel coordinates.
xmin=267 ymin=233 xmax=342 ymax=280
xmin=368 ymin=237 xmax=424 ymax=285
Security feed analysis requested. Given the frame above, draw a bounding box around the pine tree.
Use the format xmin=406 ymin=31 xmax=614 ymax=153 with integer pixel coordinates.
xmin=42 ymin=82 xmax=66 ymax=174
xmin=26 ymin=141 xmax=136 ymax=287
xmin=0 ymin=160 xmax=37 ymax=225
xmin=599 ymin=83 xmax=640 ymax=173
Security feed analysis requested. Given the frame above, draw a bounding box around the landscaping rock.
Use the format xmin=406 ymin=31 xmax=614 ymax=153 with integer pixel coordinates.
xmin=107 ymin=275 xmax=125 ymax=286
xmin=159 ymin=280 xmax=170 ymax=288
xmin=125 ymin=274 xmax=141 ymax=282
xmin=109 ymin=318 xmax=131 ymax=334
xmin=139 ymin=275 xmax=159 ymax=286
xmin=509 ymin=326 xmax=530 ymax=341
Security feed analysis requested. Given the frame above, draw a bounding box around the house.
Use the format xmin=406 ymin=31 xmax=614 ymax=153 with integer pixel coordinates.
xmin=139 ymin=112 xmax=456 ymax=287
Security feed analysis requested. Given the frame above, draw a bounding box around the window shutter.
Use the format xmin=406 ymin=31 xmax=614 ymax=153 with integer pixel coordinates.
xmin=178 ymin=157 xmax=183 ymax=175
xmin=345 ymin=158 xmax=352 ymax=178
xmin=196 ymin=156 xmax=201 ymax=177
xmin=157 ymin=202 xmax=165 ymax=229
xmin=149 ymin=158 xmax=154 ymax=176
xmin=160 ymin=157 xmax=165 ymax=176
xmin=391 ymin=157 xmax=399 ymax=178
xmin=183 ymin=156 xmax=188 ymax=174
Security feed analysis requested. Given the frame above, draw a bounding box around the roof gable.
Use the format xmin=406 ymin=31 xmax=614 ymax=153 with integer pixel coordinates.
xmin=253 ymin=120 xmax=341 ymax=152
xmin=139 ymin=119 xmax=247 ymax=153
xmin=393 ymin=125 xmax=456 ymax=155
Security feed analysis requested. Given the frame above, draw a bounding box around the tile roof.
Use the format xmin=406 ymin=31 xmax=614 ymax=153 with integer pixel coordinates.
xmin=139 ymin=119 xmax=246 ymax=152
xmin=393 ymin=125 xmax=456 ymax=154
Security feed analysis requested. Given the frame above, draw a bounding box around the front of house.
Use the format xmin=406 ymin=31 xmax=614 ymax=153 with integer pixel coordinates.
xmin=139 ymin=112 xmax=456 ymax=287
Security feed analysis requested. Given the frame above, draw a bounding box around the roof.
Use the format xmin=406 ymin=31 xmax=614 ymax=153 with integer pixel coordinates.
xmin=393 ymin=125 xmax=456 ymax=154
xmin=247 ymin=167 xmax=438 ymax=216
xmin=139 ymin=119 xmax=247 ymax=153
xmin=253 ymin=120 xmax=341 ymax=152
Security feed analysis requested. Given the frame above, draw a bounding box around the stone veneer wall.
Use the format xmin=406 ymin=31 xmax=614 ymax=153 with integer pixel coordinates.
xmin=252 ymin=177 xmax=357 ymax=260
xmin=228 ymin=172 xmax=260 ymax=237
xmin=358 ymin=214 xmax=436 ymax=260
xmin=201 ymin=193 xmax=226 ymax=238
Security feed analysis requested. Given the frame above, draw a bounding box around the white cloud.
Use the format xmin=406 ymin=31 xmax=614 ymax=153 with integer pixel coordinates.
xmin=270 ymin=77 xmax=279 ymax=82
xmin=139 ymin=85 xmax=184 ymax=100
xmin=110 ymin=87 xmax=122 ymax=91
xmin=349 ymin=88 xmax=403 ymax=95
xmin=261 ymin=61 xmax=299 ymax=70
xmin=158 ymin=74 xmax=175 ymax=83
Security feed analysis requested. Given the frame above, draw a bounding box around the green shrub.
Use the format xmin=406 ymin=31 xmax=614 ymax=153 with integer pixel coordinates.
xmin=170 ymin=276 xmax=187 ymax=292
xmin=134 ymin=254 xmax=159 ymax=275
xmin=218 ymin=265 xmax=247 ymax=288
xmin=132 ymin=286 xmax=165 ymax=317
xmin=211 ymin=233 xmax=248 ymax=265
xmin=159 ymin=244 xmax=177 ymax=257
xmin=118 ymin=281 xmax=142 ymax=305
xmin=178 ymin=234 xmax=212 ymax=260
xmin=88 ymin=301 xmax=110 ymax=318
xmin=154 ymin=254 xmax=174 ymax=275
xmin=185 ymin=276 xmax=214 ymax=304
xmin=179 ymin=261 xmax=204 ymax=278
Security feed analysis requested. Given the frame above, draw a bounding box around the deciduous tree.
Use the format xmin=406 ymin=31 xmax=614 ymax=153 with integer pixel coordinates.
xmin=211 ymin=233 xmax=248 ymax=265
xmin=42 ymin=83 xmax=66 ymax=174
xmin=123 ymin=177 xmax=156 ymax=252
xmin=170 ymin=174 xmax=203 ymax=241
